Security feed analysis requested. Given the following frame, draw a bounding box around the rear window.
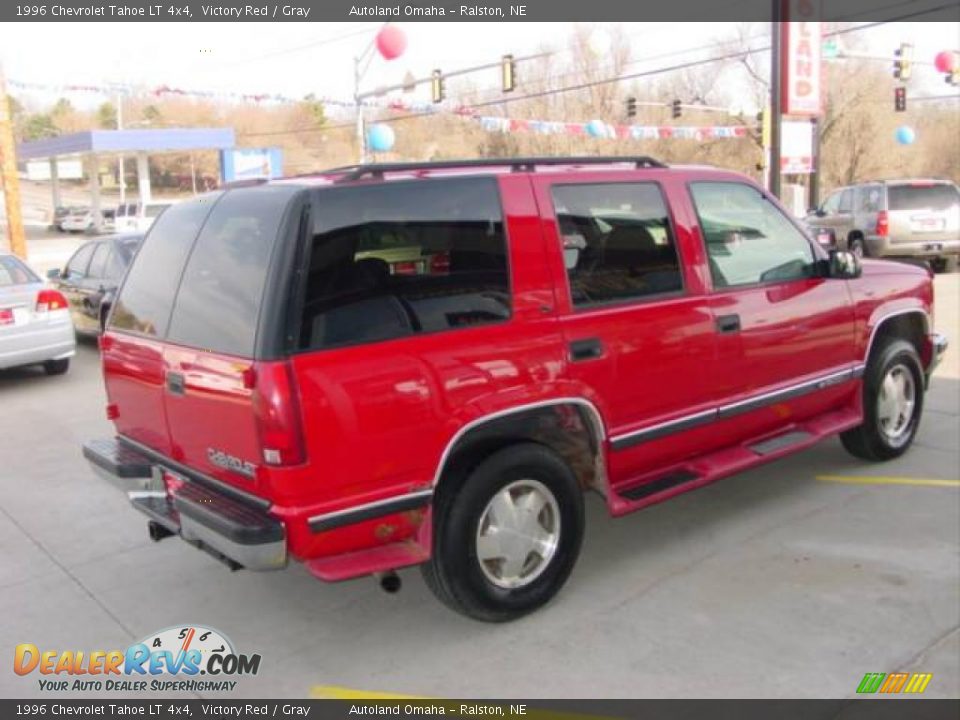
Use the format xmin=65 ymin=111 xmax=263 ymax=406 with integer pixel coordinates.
xmin=110 ymin=194 xmax=222 ymax=337
xmin=0 ymin=256 xmax=38 ymax=286
xmin=165 ymin=186 xmax=293 ymax=357
xmin=299 ymin=178 xmax=509 ymax=351
xmin=888 ymin=184 xmax=960 ymax=211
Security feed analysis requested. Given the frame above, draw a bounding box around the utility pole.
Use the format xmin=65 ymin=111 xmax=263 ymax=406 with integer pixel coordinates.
xmin=0 ymin=62 xmax=27 ymax=259
xmin=769 ymin=7 xmax=783 ymax=198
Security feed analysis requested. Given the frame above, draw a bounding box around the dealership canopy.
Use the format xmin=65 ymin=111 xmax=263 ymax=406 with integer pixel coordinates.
xmin=16 ymin=127 xmax=236 ymax=228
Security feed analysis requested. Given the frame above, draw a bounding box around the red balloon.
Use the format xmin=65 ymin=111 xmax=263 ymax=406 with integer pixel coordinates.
xmin=376 ymin=25 xmax=407 ymax=61
xmin=934 ymin=50 xmax=957 ymax=73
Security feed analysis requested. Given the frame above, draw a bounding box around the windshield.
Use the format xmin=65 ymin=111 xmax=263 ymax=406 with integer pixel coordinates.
xmin=888 ymin=184 xmax=960 ymax=212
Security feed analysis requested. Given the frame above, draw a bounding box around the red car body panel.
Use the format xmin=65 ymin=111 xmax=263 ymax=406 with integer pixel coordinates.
xmin=97 ymin=163 xmax=938 ymax=580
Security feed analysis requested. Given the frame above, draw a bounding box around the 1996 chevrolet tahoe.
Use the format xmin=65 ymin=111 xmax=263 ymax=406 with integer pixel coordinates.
xmin=84 ymin=157 xmax=948 ymax=621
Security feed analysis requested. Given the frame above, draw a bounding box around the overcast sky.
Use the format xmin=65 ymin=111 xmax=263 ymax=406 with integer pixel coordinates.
xmin=1 ymin=22 xmax=957 ymax=113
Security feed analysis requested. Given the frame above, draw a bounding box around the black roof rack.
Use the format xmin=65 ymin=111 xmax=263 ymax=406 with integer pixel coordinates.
xmin=330 ymin=156 xmax=666 ymax=183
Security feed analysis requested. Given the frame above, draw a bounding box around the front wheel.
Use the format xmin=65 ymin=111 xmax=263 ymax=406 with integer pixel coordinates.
xmin=841 ymin=339 xmax=923 ymax=461
xmin=422 ymin=443 xmax=584 ymax=622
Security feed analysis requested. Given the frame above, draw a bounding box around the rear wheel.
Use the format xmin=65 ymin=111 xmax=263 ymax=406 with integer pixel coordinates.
xmin=422 ymin=443 xmax=584 ymax=622
xmin=841 ymin=339 xmax=923 ymax=461
xmin=43 ymin=358 xmax=70 ymax=376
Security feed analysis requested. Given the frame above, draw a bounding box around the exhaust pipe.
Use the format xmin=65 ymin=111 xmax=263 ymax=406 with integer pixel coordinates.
xmin=376 ymin=571 xmax=402 ymax=594
xmin=148 ymin=521 xmax=175 ymax=542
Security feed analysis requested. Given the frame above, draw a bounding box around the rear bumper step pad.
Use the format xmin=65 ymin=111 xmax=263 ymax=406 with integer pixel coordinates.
xmin=86 ymin=437 xmax=286 ymax=572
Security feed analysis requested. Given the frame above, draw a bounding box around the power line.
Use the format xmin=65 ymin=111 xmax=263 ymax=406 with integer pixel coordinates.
xmin=243 ymin=11 xmax=950 ymax=141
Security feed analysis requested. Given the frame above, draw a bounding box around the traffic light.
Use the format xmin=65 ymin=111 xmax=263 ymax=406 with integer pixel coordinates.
xmin=501 ymin=54 xmax=516 ymax=93
xmin=431 ymin=69 xmax=445 ymax=104
xmin=626 ymin=96 xmax=637 ymax=118
xmin=894 ymin=86 xmax=907 ymax=112
xmin=671 ymin=99 xmax=682 ymax=119
xmin=947 ymin=68 xmax=960 ymax=87
xmin=893 ymin=43 xmax=914 ymax=81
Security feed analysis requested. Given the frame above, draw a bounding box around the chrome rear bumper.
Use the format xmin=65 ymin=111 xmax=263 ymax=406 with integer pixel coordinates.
xmin=83 ymin=437 xmax=286 ymax=571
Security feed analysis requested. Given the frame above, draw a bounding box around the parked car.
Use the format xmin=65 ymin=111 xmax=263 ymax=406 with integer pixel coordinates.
xmin=83 ymin=157 xmax=948 ymax=621
xmin=48 ymin=234 xmax=143 ymax=336
xmin=114 ymin=200 xmax=176 ymax=233
xmin=60 ymin=207 xmax=116 ymax=234
xmin=805 ymin=179 xmax=960 ymax=271
xmin=0 ymin=253 xmax=75 ymax=375
xmin=53 ymin=206 xmax=88 ymax=232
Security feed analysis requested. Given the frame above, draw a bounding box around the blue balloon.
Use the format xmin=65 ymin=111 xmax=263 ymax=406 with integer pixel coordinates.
xmin=367 ymin=124 xmax=395 ymax=152
xmin=586 ymin=120 xmax=607 ymax=138
xmin=895 ymin=126 xmax=916 ymax=145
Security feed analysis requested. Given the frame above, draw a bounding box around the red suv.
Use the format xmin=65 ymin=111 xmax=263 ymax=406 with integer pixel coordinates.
xmin=84 ymin=157 xmax=948 ymax=621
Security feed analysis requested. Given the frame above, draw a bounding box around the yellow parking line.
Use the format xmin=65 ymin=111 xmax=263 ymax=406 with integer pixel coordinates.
xmin=816 ymin=475 xmax=960 ymax=488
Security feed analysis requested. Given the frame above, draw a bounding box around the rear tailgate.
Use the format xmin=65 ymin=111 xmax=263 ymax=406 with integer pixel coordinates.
xmin=155 ymin=186 xmax=298 ymax=498
xmin=102 ymin=194 xmax=223 ymax=455
xmin=888 ymin=183 xmax=960 ymax=244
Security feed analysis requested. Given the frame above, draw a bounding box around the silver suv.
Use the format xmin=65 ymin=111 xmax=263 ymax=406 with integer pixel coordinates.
xmin=806 ymin=179 xmax=959 ymax=271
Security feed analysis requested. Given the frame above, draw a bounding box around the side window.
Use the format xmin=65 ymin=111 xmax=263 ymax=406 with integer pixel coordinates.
xmin=65 ymin=244 xmax=95 ymax=281
xmin=299 ymin=178 xmax=509 ymax=351
xmin=104 ymin=245 xmax=127 ymax=281
xmin=690 ymin=182 xmax=816 ymax=288
xmin=821 ymin=192 xmax=841 ymax=215
xmin=838 ymin=189 xmax=853 ymax=213
xmin=551 ymin=183 xmax=682 ymax=307
xmin=859 ymin=186 xmax=882 ymax=212
xmin=110 ymin=194 xmax=222 ymax=337
xmin=87 ymin=243 xmax=110 ymax=280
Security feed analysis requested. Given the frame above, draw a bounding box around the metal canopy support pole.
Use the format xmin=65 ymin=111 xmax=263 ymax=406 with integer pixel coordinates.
xmin=50 ymin=158 xmax=61 ymax=212
xmin=136 ymin=152 xmax=151 ymax=204
xmin=89 ymin=152 xmax=102 ymax=233
xmin=769 ymin=9 xmax=783 ymax=198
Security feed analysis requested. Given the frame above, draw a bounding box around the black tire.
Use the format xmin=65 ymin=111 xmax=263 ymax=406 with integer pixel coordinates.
xmin=840 ymin=339 xmax=923 ymax=461
xmin=422 ymin=442 xmax=584 ymax=622
xmin=848 ymin=236 xmax=866 ymax=258
xmin=43 ymin=358 xmax=70 ymax=376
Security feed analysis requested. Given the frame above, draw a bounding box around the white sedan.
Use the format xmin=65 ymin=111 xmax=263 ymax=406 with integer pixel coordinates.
xmin=0 ymin=254 xmax=76 ymax=375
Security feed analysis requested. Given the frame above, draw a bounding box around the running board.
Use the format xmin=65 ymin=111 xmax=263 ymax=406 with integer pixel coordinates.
xmin=610 ymin=408 xmax=860 ymax=516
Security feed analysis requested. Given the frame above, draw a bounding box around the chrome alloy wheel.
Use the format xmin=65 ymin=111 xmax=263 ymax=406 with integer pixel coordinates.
xmin=877 ymin=363 xmax=916 ymax=446
xmin=475 ymin=479 xmax=561 ymax=589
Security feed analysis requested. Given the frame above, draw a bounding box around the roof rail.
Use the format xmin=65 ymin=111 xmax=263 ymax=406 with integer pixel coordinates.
xmin=332 ymin=156 xmax=666 ymax=183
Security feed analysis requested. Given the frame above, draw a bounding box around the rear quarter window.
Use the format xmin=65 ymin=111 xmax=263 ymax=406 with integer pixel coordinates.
xmin=165 ymin=185 xmax=295 ymax=357
xmin=110 ymin=194 xmax=222 ymax=337
xmin=299 ymin=177 xmax=509 ymax=351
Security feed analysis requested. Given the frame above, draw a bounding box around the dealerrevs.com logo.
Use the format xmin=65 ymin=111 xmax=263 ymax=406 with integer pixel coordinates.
xmin=14 ymin=625 xmax=261 ymax=692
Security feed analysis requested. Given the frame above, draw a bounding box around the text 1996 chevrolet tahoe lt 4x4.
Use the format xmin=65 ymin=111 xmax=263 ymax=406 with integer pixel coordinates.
xmin=84 ymin=156 xmax=948 ymax=621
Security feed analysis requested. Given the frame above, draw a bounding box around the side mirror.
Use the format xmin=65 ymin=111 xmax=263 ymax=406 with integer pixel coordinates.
xmin=828 ymin=249 xmax=862 ymax=279
xmin=46 ymin=268 xmax=61 ymax=280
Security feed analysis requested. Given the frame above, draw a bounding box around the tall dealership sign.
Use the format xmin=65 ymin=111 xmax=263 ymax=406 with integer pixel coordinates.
xmin=780 ymin=3 xmax=823 ymax=117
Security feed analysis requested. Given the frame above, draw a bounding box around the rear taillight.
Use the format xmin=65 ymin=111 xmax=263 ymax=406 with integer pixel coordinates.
xmin=252 ymin=362 xmax=305 ymax=466
xmin=36 ymin=289 xmax=68 ymax=312
xmin=393 ymin=261 xmax=418 ymax=275
xmin=876 ymin=211 xmax=889 ymax=237
xmin=429 ymin=252 xmax=451 ymax=274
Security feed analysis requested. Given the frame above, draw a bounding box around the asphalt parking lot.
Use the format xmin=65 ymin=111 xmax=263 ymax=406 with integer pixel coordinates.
xmin=1 ymin=258 xmax=958 ymax=699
